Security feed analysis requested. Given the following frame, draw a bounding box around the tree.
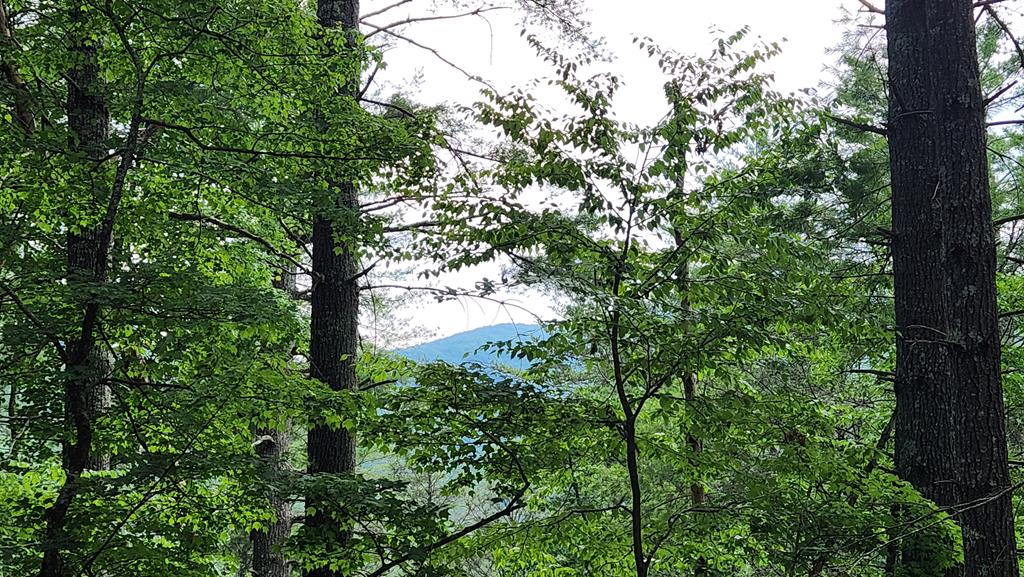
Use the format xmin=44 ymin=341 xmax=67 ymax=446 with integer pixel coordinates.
xmin=451 ymin=31 xmax=918 ymax=577
xmin=885 ymin=1 xmax=1018 ymax=576
xmin=303 ymin=2 xmax=363 ymax=575
xmin=38 ymin=2 xmax=129 ymax=574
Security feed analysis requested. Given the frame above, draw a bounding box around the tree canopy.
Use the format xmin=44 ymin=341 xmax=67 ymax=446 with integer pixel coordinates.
xmin=3 ymin=1 xmax=1024 ymax=577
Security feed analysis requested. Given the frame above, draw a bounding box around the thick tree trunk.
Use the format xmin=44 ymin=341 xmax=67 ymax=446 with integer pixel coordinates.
xmin=39 ymin=5 xmax=113 ymax=575
xmin=306 ymin=2 xmax=360 ymax=576
xmin=886 ymin=2 xmax=1018 ymax=576
xmin=64 ymin=0 xmax=112 ymax=472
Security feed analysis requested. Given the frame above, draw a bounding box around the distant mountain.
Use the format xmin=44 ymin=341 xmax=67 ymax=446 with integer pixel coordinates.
xmin=397 ymin=323 xmax=545 ymax=369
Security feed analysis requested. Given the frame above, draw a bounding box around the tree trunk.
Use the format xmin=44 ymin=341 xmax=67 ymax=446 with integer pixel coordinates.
xmin=251 ymin=425 xmax=292 ymax=577
xmin=39 ymin=4 xmax=113 ymax=575
xmin=67 ymin=229 xmax=113 ymax=473
xmin=64 ymin=0 xmax=112 ymax=472
xmin=251 ymin=272 xmax=299 ymax=577
xmin=886 ymin=2 xmax=1018 ymax=576
xmin=673 ymin=212 xmax=706 ymax=577
xmin=306 ymin=2 xmax=360 ymax=576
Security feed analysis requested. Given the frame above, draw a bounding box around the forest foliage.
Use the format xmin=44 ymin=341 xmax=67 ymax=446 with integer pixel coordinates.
xmin=2 ymin=0 xmax=1024 ymax=576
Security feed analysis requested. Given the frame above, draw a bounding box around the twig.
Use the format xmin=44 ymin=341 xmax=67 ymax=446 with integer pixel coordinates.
xmin=359 ymin=0 xmax=414 ymax=21
xmin=363 ymin=7 xmax=505 ymax=39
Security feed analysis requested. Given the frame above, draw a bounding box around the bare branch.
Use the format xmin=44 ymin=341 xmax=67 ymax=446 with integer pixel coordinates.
xmin=363 ymin=6 xmax=505 ymax=39
xmin=857 ymin=0 xmax=884 ymax=14
xmin=361 ymin=24 xmax=496 ymax=91
xmin=843 ymin=368 xmax=895 ymax=381
xmin=995 ymin=214 xmax=1024 ymax=227
xmin=985 ymin=80 xmax=1018 ymax=107
xmin=986 ymin=4 xmax=1024 ymax=76
xmin=360 ymin=0 xmax=413 ymax=21
xmin=381 ymin=220 xmax=439 ymax=233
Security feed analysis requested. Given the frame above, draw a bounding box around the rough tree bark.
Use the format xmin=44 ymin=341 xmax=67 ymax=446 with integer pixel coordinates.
xmin=306 ymin=1 xmax=361 ymax=576
xmin=886 ymin=1 xmax=1018 ymax=576
xmin=39 ymin=3 xmax=115 ymax=576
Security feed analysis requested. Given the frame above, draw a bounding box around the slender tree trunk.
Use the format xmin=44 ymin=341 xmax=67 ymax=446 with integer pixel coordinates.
xmin=251 ymin=271 xmax=298 ymax=577
xmin=306 ymin=2 xmax=360 ymax=576
xmin=681 ymin=339 xmax=706 ymax=577
xmin=886 ymin=2 xmax=1018 ymax=576
xmin=672 ymin=193 xmax=707 ymax=577
xmin=39 ymin=4 xmax=113 ymax=575
xmin=251 ymin=425 xmax=292 ymax=577
xmin=64 ymin=0 xmax=112 ymax=472
xmin=67 ymin=228 xmax=113 ymax=473
xmin=609 ymin=303 xmax=648 ymax=577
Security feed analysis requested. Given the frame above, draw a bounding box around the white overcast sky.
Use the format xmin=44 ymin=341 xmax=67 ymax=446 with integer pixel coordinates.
xmin=359 ymin=0 xmax=864 ymax=346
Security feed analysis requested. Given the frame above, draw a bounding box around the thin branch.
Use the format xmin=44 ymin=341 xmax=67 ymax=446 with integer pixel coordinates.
xmin=857 ymin=0 xmax=884 ymax=14
xmin=359 ymin=0 xmax=414 ymax=21
xmin=168 ymin=212 xmax=306 ymax=271
xmin=843 ymin=368 xmax=896 ymax=381
xmin=827 ymin=113 xmax=888 ymax=137
xmin=142 ymin=118 xmax=395 ymax=162
xmin=362 ymin=283 xmax=542 ymax=321
xmin=358 ymin=59 xmax=382 ymax=100
xmin=79 ymin=393 xmax=234 ymax=573
xmin=989 ymin=119 xmax=1024 ymax=128
xmin=986 ymin=80 xmax=1018 ymax=107
xmin=381 ymin=220 xmax=439 ymax=233
xmin=361 ymin=24 xmax=496 ymax=91
xmin=0 ymin=280 xmax=69 ymax=363
xmin=365 ymin=489 xmax=526 ymax=577
xmin=363 ymin=7 xmax=505 ymax=39
xmin=994 ymin=213 xmax=1024 ymax=227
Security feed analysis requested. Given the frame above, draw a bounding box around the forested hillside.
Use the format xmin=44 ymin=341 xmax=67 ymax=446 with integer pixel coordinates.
xmin=3 ymin=0 xmax=1024 ymax=576
xmin=398 ymin=324 xmax=543 ymax=366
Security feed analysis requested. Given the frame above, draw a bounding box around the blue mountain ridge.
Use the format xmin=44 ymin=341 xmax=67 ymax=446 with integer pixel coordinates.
xmin=397 ymin=323 xmax=545 ymax=368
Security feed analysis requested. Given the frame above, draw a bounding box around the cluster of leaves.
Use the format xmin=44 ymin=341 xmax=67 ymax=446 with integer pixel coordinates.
xmin=3 ymin=1 xmax=1024 ymax=577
